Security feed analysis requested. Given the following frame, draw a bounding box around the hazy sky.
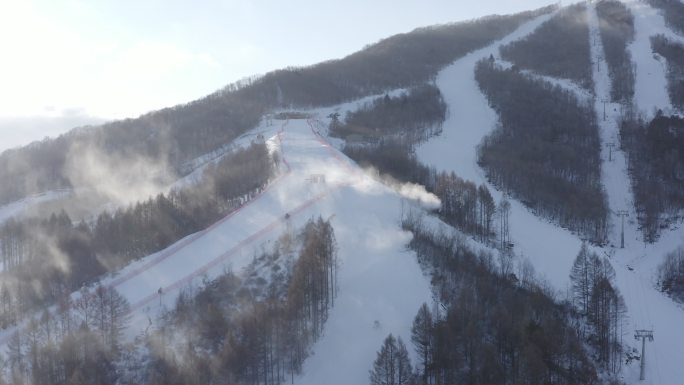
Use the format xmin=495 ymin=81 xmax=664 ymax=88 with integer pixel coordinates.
xmin=0 ymin=0 xmax=556 ymax=149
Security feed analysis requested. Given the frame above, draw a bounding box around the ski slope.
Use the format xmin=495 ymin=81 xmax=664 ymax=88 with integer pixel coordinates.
xmin=2 ymin=3 xmax=684 ymax=384
xmin=0 ymin=118 xmax=434 ymax=385
xmin=589 ymin=5 xmax=684 ymax=384
xmin=624 ymin=0 xmax=682 ymax=118
xmin=414 ymin=4 xmax=684 ymax=384
xmin=129 ymin=118 xmax=433 ymax=385
xmin=416 ymin=11 xmax=584 ymax=290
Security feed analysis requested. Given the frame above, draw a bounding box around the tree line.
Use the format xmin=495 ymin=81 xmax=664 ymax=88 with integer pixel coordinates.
xmin=0 ymin=285 xmax=131 ymax=385
xmin=646 ymin=0 xmax=684 ymax=36
xmin=619 ymin=112 xmax=684 ymax=242
xmin=140 ymin=217 xmax=337 ymax=385
xmin=475 ymin=59 xmax=608 ymax=244
xmin=658 ymin=245 xmax=684 ymax=303
xmin=569 ymin=243 xmax=626 ymax=373
xmin=331 ymin=85 xmax=446 ymax=143
xmin=651 ymin=34 xmax=684 ymax=110
xmin=596 ymin=0 xmax=636 ymax=103
xmin=500 ymin=4 xmax=593 ymax=89
xmin=0 ymin=5 xmax=556 ymax=208
xmin=369 ymin=334 xmax=413 ymax=385
xmin=391 ymin=215 xmax=601 ymax=385
xmin=238 ymin=4 xmax=555 ymax=110
xmin=0 ymin=142 xmax=274 ymax=330
xmin=343 ymin=141 xmax=503 ymax=247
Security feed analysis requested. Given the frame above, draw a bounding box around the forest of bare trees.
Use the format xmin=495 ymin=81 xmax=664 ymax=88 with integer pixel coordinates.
xmin=241 ymin=4 xmax=555 ymax=110
xmin=569 ymin=243 xmax=626 ymax=373
xmin=0 ymin=217 xmax=337 ymax=385
xmin=343 ymin=142 xmax=500 ymax=245
xmin=620 ymin=113 xmax=684 ymax=241
xmin=475 ymin=59 xmax=608 ymax=243
xmin=0 ymin=285 xmax=130 ymax=385
xmin=651 ymin=34 xmax=684 ymax=110
xmin=500 ymin=4 xmax=593 ymax=88
xmin=369 ymin=334 xmax=413 ymax=385
xmin=0 ymin=142 xmax=274 ymax=331
xmin=399 ymin=215 xmax=600 ymax=385
xmin=658 ymin=245 xmax=684 ymax=302
xmin=333 ymin=79 xmax=502 ymax=245
xmin=596 ymin=0 xmax=635 ymax=103
xmin=139 ymin=217 xmax=337 ymax=385
xmin=646 ymin=0 xmax=684 ymax=36
xmin=331 ymin=85 xmax=446 ymax=143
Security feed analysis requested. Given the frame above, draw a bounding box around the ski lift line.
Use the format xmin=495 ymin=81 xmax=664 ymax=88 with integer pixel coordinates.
xmin=653 ymin=342 xmax=665 ymax=385
xmin=629 ymin=247 xmax=661 ymax=383
xmin=108 ymin=120 xmax=292 ymax=289
xmin=638 ymin=273 xmax=654 ymax=333
xmin=625 ymin=261 xmax=648 ymax=333
xmin=587 ymin=7 xmax=660 ymax=382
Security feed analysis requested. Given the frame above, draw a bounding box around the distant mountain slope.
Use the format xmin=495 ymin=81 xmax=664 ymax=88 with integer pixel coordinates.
xmin=0 ymin=5 xmax=554 ymax=208
xmin=500 ymin=4 xmax=592 ymax=88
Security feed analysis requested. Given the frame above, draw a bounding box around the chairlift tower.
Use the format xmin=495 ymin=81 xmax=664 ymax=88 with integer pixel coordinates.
xmin=634 ymin=330 xmax=654 ymax=381
xmin=616 ymin=210 xmax=629 ymax=248
xmin=607 ymin=142 xmax=615 ymax=161
xmin=601 ymin=99 xmax=609 ymax=121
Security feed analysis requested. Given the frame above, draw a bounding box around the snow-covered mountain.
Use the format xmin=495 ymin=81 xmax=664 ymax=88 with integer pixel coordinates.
xmin=1 ymin=1 xmax=684 ymax=384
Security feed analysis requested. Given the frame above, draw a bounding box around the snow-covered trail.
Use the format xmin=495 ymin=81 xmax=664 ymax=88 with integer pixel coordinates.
xmin=623 ymin=0 xmax=682 ymax=118
xmin=589 ymin=4 xmax=684 ymax=384
xmin=292 ymin=152 xmax=433 ymax=385
xmin=116 ymin=119 xmax=383 ymax=331
xmin=588 ymin=4 xmax=639 ymax=253
xmin=416 ymin=12 xmax=584 ymax=290
xmin=416 ymin=12 xmax=552 ymax=184
xmin=415 ymin=4 xmax=684 ymax=382
xmin=0 ymin=118 xmax=434 ymax=385
xmin=0 ymin=119 xmax=353 ymax=343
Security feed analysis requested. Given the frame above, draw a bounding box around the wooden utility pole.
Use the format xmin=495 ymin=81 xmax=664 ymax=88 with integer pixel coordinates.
xmin=616 ymin=210 xmax=629 ymax=248
xmin=602 ymin=99 xmax=609 ymax=121
xmin=634 ymin=330 xmax=654 ymax=381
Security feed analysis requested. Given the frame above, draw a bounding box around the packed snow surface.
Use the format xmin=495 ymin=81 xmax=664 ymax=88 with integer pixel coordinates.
xmin=624 ymin=0 xmax=684 ymax=118
xmin=413 ymin=4 xmax=684 ymax=384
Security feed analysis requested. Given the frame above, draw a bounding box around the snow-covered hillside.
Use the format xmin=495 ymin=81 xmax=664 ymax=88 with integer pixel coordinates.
xmin=2 ymin=2 xmax=684 ymax=384
xmin=413 ymin=2 xmax=684 ymax=384
xmin=0 ymin=118 xmax=435 ymax=385
xmin=625 ymin=0 xmax=680 ymax=118
xmin=590 ymin=3 xmax=684 ymax=384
